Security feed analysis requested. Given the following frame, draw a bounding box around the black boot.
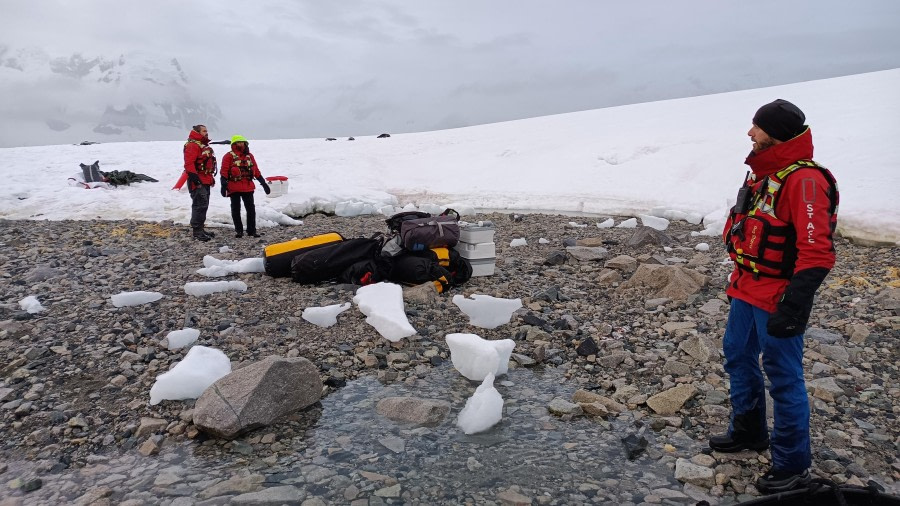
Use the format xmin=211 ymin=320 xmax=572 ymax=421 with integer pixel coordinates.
xmin=235 ymin=231 xmax=243 ymax=238
xmin=202 ymin=229 xmax=216 ymax=238
xmin=192 ymin=229 xmax=210 ymax=242
xmin=709 ymin=408 xmax=769 ymax=452
xmin=756 ymin=468 xmax=811 ymax=494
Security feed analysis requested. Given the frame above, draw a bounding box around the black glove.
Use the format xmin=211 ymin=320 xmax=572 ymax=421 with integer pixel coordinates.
xmin=220 ymin=177 xmax=228 ymax=197
xmin=257 ymin=177 xmax=271 ymax=195
xmin=187 ymin=172 xmax=202 ymax=188
xmin=766 ymin=267 xmax=829 ymax=338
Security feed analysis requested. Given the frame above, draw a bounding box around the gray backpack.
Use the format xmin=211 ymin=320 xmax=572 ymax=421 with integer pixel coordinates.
xmin=399 ymin=210 xmax=460 ymax=252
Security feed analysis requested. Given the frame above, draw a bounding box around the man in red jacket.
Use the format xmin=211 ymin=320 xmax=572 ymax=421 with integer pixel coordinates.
xmin=183 ymin=125 xmax=218 ymax=241
xmin=711 ymin=100 xmax=839 ymax=494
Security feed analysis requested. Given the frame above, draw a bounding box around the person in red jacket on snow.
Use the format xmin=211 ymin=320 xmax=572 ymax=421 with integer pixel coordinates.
xmin=219 ymin=135 xmax=270 ymax=238
xmin=183 ymin=124 xmax=218 ymax=241
xmin=711 ymin=99 xmax=839 ymax=494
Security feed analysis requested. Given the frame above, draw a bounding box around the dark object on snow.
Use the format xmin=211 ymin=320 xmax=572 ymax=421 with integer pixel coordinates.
xmin=80 ymin=161 xmax=104 ymax=182
xmin=738 ymin=478 xmax=900 ymax=505
xmin=621 ymin=433 xmax=648 ymax=461
xmin=325 ymin=137 xmax=337 ymax=141
xmin=377 ymin=133 xmax=391 ymax=138
xmin=79 ymin=141 xmax=99 ymax=146
xmin=101 ymin=170 xmax=159 ymax=186
xmin=576 ymin=336 xmax=599 ymax=356
xmin=210 ymin=140 xmax=231 ymax=145
xmin=347 ymin=137 xmax=355 ymax=141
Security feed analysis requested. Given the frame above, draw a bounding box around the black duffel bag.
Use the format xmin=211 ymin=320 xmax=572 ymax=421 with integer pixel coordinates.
xmin=291 ymin=236 xmax=383 ymax=284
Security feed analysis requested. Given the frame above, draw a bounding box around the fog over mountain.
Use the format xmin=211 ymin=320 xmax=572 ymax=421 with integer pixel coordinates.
xmin=2 ymin=1 xmax=899 ymax=148
xmin=0 ymin=46 xmax=220 ymax=146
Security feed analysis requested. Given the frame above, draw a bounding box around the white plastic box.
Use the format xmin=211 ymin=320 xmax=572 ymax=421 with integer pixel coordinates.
xmin=454 ymin=241 xmax=496 ymax=260
xmin=265 ymin=176 xmax=289 ymax=198
xmin=459 ymin=222 xmax=495 ymax=244
xmin=469 ymin=258 xmax=496 ymax=277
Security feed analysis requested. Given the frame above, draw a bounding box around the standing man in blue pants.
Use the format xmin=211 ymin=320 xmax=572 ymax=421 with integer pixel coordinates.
xmin=713 ymin=99 xmax=840 ymax=494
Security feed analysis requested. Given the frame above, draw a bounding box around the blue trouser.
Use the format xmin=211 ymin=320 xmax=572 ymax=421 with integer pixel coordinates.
xmin=723 ymin=298 xmax=811 ymax=472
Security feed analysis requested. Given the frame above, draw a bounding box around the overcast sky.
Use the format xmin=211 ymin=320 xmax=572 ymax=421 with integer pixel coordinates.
xmin=2 ymin=0 xmax=900 ymax=146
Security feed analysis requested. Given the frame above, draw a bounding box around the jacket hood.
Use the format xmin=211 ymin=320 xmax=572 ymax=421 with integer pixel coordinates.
xmin=745 ymin=127 xmax=813 ymax=177
xmin=188 ymin=129 xmax=209 ymax=143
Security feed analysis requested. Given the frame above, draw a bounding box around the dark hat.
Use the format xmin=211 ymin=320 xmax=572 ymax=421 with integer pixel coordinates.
xmin=752 ymin=99 xmax=806 ymax=142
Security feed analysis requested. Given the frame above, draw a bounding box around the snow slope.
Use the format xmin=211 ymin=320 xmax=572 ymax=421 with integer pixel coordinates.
xmin=1 ymin=69 xmax=897 ymax=245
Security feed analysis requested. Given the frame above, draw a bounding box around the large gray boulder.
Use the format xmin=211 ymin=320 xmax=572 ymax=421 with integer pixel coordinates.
xmin=618 ymin=264 xmax=709 ymax=301
xmin=193 ymin=356 xmax=322 ymax=439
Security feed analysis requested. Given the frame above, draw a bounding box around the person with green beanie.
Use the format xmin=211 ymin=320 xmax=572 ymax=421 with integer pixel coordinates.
xmin=219 ymin=135 xmax=270 ymax=238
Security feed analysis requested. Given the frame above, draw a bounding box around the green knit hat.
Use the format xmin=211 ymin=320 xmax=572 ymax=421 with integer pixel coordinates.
xmin=230 ymin=135 xmax=248 ymax=144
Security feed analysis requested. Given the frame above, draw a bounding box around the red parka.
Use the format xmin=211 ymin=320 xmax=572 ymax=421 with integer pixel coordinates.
xmin=220 ymin=145 xmax=262 ymax=195
xmin=723 ymin=129 xmax=837 ymax=312
xmin=183 ymin=130 xmax=217 ymax=186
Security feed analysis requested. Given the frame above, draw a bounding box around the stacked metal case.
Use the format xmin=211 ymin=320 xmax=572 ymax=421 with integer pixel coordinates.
xmin=454 ymin=221 xmax=496 ymax=276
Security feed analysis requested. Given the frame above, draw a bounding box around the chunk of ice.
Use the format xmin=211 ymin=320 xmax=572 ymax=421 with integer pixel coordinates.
xmin=538 ymin=238 xmax=550 ymax=244
xmin=19 ymin=295 xmax=46 ymax=314
xmin=509 ymin=238 xmax=527 ymax=247
xmin=303 ymin=302 xmax=351 ymax=327
xmin=596 ymin=218 xmax=615 ymax=228
xmin=638 ymin=214 xmax=670 ymax=231
xmin=110 ymin=291 xmax=163 ymax=308
xmin=616 ymin=218 xmax=638 ymax=228
xmin=446 ymin=333 xmax=515 ymax=381
xmin=184 ymin=281 xmax=248 ymax=296
xmin=352 ymin=282 xmax=416 ymax=342
xmin=695 ymin=243 xmax=710 ymax=252
xmin=196 ymin=256 xmax=264 ymax=277
xmin=166 ymin=328 xmax=201 ymax=350
xmin=149 ymin=346 xmax=231 ymax=405
xmin=452 ymin=294 xmax=522 ymax=329
xmin=457 ymin=373 xmax=504 ymax=435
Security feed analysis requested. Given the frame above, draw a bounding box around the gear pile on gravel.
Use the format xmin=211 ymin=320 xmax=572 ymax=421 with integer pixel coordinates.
xmin=0 ymin=214 xmax=897 ymax=505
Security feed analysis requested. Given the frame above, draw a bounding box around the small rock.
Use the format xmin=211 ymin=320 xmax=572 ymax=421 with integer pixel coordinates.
xmin=548 ymin=397 xmax=582 ymax=416
xmin=575 ymin=336 xmax=599 ymax=356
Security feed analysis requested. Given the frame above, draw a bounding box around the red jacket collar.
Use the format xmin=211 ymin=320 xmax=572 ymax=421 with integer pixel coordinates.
xmin=744 ymin=127 xmax=814 ymax=178
xmin=188 ymin=129 xmax=209 ymax=144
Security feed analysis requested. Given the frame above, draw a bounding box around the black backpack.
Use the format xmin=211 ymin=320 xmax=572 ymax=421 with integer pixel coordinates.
xmin=385 ymin=247 xmax=472 ymax=293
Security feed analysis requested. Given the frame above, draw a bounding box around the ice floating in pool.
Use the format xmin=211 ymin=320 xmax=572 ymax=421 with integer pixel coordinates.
xmin=353 ymin=282 xmax=416 ymax=342
xmin=184 ymin=280 xmax=248 ymax=296
xmin=445 ymin=333 xmax=515 ymax=381
xmin=303 ymin=302 xmax=351 ymax=328
xmin=457 ymin=373 xmax=504 ymax=435
xmin=165 ymin=328 xmax=201 ymax=350
xmin=110 ymin=291 xmax=163 ymax=307
xmin=452 ymin=294 xmax=522 ymax=329
xmin=149 ymin=346 xmax=231 ymax=405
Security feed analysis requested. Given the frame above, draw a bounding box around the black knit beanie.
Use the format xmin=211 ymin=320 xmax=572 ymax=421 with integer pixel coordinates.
xmin=752 ymin=99 xmax=806 ymax=142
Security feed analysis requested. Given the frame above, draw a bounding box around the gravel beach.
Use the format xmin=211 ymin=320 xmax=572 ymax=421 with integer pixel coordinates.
xmin=1 ymin=213 xmax=897 ymax=505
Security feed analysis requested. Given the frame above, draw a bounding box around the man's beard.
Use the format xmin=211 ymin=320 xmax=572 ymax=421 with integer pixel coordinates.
xmin=752 ymin=138 xmax=776 ymax=153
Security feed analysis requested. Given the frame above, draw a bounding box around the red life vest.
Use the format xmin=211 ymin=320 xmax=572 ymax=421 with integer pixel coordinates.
xmin=724 ymin=160 xmax=839 ymax=279
xmin=226 ymin=150 xmax=255 ymax=182
xmin=184 ymin=139 xmax=218 ymax=176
